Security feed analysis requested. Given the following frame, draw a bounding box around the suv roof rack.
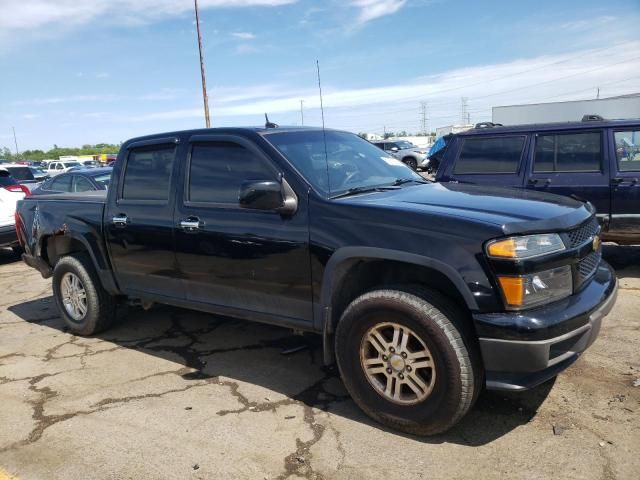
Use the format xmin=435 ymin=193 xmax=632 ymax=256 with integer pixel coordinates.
xmin=474 ymin=122 xmax=503 ymax=129
xmin=582 ymin=114 xmax=605 ymax=122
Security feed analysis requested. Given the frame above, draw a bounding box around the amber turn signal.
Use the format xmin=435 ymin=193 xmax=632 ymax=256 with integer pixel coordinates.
xmin=497 ymin=276 xmax=525 ymax=307
xmin=487 ymin=238 xmax=517 ymax=258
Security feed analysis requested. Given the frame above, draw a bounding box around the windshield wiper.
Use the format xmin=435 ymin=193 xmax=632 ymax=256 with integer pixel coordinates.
xmin=330 ymin=185 xmax=398 ymax=199
xmin=390 ymin=178 xmax=429 ymax=186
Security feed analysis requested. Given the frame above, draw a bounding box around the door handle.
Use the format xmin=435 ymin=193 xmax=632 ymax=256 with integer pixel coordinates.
xmin=180 ymin=217 xmax=203 ymax=232
xmin=611 ymin=177 xmax=624 ymax=185
xmin=112 ymin=214 xmax=128 ymax=227
xmin=527 ymin=178 xmax=538 ymax=185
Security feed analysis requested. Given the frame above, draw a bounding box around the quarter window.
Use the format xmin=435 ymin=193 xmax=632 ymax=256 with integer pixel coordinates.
xmin=188 ymin=142 xmax=276 ymax=204
xmin=74 ymin=176 xmax=94 ymax=192
xmin=122 ymin=146 xmax=175 ymax=201
xmin=614 ymin=130 xmax=640 ymax=172
xmin=534 ymin=132 xmax=602 ymax=172
xmin=454 ymin=136 xmax=525 ymax=174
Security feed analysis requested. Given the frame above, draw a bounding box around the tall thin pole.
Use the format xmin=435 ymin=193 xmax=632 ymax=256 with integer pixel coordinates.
xmin=194 ymin=0 xmax=211 ymax=128
xmin=12 ymin=127 xmax=19 ymax=158
xmin=300 ymin=100 xmax=304 ymax=126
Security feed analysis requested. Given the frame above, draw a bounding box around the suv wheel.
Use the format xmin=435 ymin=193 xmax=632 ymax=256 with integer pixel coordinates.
xmin=52 ymin=253 xmax=119 ymax=335
xmin=403 ymin=157 xmax=418 ymax=170
xmin=335 ymin=287 xmax=481 ymax=435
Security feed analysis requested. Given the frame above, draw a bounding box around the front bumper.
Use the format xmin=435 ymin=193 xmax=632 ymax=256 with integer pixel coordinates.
xmin=0 ymin=224 xmax=18 ymax=247
xmin=474 ymin=261 xmax=617 ymax=391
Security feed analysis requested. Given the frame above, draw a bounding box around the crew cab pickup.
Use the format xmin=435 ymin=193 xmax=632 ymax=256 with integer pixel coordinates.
xmin=16 ymin=127 xmax=617 ymax=435
xmin=435 ymin=118 xmax=640 ymax=244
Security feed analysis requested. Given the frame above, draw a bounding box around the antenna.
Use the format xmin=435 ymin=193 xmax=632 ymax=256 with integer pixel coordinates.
xmin=316 ymin=60 xmax=330 ymax=194
xmin=264 ymin=113 xmax=278 ymax=128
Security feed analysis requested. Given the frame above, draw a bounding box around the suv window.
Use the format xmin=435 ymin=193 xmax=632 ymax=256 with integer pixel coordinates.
xmin=454 ymin=136 xmax=525 ymax=174
xmin=188 ymin=142 xmax=276 ymax=204
xmin=534 ymin=132 xmax=602 ymax=172
xmin=50 ymin=175 xmax=72 ymax=192
xmin=122 ymin=146 xmax=175 ymax=201
xmin=6 ymin=167 xmax=34 ymax=181
xmin=0 ymin=171 xmax=17 ymax=187
xmin=614 ymin=130 xmax=640 ymax=172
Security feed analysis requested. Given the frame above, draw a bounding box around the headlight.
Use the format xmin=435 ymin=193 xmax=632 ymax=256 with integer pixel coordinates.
xmin=486 ymin=233 xmax=565 ymax=259
xmin=497 ymin=265 xmax=573 ymax=310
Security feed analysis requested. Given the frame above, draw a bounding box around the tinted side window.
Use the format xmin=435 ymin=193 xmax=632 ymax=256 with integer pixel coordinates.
xmin=454 ymin=136 xmax=525 ymax=174
xmin=534 ymin=132 xmax=602 ymax=172
xmin=614 ymin=130 xmax=640 ymax=172
xmin=188 ymin=142 xmax=276 ymax=204
xmin=74 ymin=176 xmax=94 ymax=192
xmin=122 ymin=146 xmax=175 ymax=201
xmin=51 ymin=175 xmax=72 ymax=192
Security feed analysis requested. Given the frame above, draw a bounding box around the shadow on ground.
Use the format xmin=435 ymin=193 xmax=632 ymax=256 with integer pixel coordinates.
xmin=8 ymin=295 xmax=555 ymax=447
xmin=603 ymin=244 xmax=640 ymax=278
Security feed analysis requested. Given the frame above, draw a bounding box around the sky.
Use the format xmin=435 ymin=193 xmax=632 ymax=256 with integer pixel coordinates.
xmin=1 ymin=0 xmax=639 ymax=151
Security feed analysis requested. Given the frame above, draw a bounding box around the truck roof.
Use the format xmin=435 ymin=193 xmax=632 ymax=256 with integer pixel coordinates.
xmin=459 ymin=118 xmax=639 ymax=136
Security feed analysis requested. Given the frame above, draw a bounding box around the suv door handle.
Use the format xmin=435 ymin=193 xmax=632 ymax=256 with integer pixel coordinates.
xmin=527 ymin=178 xmax=538 ymax=185
xmin=180 ymin=217 xmax=203 ymax=232
xmin=611 ymin=177 xmax=624 ymax=185
xmin=112 ymin=214 xmax=129 ymax=227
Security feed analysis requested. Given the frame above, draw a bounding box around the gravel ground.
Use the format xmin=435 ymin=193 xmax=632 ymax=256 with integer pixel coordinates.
xmin=0 ymin=245 xmax=638 ymax=480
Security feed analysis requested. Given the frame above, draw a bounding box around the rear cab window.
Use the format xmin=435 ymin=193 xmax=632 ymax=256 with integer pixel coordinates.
xmin=121 ymin=145 xmax=176 ymax=202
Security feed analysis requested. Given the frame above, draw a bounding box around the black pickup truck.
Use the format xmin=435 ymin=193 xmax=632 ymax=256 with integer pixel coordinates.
xmin=16 ymin=127 xmax=617 ymax=435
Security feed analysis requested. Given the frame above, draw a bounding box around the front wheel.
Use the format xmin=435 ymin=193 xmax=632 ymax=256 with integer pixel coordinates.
xmin=335 ymin=288 xmax=481 ymax=435
xmin=52 ymin=254 xmax=119 ymax=335
xmin=403 ymin=157 xmax=418 ymax=170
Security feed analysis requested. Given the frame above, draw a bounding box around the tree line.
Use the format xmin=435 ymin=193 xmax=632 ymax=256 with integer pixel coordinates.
xmin=0 ymin=143 xmax=121 ymax=162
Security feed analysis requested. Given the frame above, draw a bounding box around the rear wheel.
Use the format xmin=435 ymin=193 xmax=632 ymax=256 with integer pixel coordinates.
xmin=335 ymin=287 xmax=481 ymax=435
xmin=403 ymin=157 xmax=418 ymax=170
xmin=52 ymin=254 xmax=119 ymax=335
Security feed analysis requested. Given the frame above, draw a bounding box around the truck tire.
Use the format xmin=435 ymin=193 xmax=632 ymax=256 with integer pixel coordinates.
xmin=52 ymin=253 xmax=118 ymax=335
xmin=335 ymin=287 xmax=481 ymax=435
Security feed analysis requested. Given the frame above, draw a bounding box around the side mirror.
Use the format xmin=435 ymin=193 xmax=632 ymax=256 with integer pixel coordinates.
xmin=390 ymin=147 xmax=399 ymax=152
xmin=239 ymin=179 xmax=298 ymax=215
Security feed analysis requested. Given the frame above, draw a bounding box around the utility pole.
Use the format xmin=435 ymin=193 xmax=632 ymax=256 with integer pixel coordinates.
xmin=194 ymin=0 xmax=211 ymax=128
xmin=460 ymin=97 xmax=469 ymax=124
xmin=12 ymin=127 xmax=20 ymax=158
xmin=300 ymin=100 xmax=304 ymax=126
xmin=597 ymin=87 xmax=600 ymax=99
xmin=420 ymin=101 xmax=428 ymax=135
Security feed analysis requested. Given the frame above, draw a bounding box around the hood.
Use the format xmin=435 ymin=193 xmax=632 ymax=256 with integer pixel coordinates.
xmin=341 ymin=182 xmax=593 ymax=235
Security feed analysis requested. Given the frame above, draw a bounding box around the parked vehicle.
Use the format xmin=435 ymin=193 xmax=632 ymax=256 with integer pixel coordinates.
xmin=80 ymin=159 xmax=102 ymax=168
xmin=16 ymin=126 xmax=617 ymax=435
xmin=372 ymin=140 xmax=429 ymax=171
xmin=0 ymin=168 xmax=29 ymax=251
xmin=30 ymin=168 xmax=112 ymax=195
xmin=2 ymin=165 xmax=49 ymax=192
xmin=435 ymin=117 xmax=640 ymax=244
xmin=46 ymin=161 xmax=83 ymax=177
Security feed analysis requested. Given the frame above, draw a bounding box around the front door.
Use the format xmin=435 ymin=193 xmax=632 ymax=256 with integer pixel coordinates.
xmin=609 ymin=128 xmax=640 ymax=240
xmin=173 ymin=135 xmax=313 ymax=324
xmin=526 ymin=130 xmax=610 ymax=221
xmin=105 ymin=138 xmax=184 ymax=299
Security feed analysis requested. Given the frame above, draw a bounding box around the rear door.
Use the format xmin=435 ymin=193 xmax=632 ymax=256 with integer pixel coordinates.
xmin=104 ymin=137 xmax=184 ymax=299
xmin=173 ymin=134 xmax=313 ymax=324
xmin=527 ymin=130 xmax=610 ymax=221
xmin=609 ymin=127 xmax=640 ymax=238
xmin=440 ymin=134 xmax=528 ymax=188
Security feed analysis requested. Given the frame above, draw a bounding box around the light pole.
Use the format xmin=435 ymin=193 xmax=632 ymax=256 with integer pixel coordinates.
xmin=194 ymin=0 xmax=211 ymax=128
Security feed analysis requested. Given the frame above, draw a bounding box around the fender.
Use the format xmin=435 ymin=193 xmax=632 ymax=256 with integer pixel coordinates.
xmin=318 ymin=246 xmax=479 ymax=331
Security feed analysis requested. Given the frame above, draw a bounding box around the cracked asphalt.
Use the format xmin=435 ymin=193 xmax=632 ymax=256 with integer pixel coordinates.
xmin=0 ymin=246 xmax=639 ymax=480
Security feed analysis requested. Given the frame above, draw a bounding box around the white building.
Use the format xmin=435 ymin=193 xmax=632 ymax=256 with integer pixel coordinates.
xmin=492 ymin=93 xmax=640 ymax=125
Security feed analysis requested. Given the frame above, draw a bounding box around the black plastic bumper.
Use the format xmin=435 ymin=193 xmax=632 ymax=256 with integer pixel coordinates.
xmin=0 ymin=224 xmax=18 ymax=247
xmin=474 ymin=262 xmax=617 ymax=391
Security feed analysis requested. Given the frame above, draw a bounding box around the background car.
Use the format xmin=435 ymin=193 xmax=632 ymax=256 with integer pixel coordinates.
xmin=30 ymin=167 xmax=112 ymax=195
xmin=372 ymin=140 xmax=429 ymax=171
xmin=46 ymin=160 xmax=83 ymax=177
xmin=80 ymin=159 xmax=102 ymax=168
xmin=2 ymin=164 xmax=49 ymax=193
xmin=0 ymin=168 xmax=29 ymax=252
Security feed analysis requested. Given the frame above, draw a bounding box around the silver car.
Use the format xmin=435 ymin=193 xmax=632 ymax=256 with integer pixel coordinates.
xmin=372 ymin=140 xmax=429 ymax=171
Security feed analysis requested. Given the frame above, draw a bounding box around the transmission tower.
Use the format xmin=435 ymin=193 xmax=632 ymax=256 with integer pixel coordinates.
xmin=460 ymin=97 xmax=470 ymax=124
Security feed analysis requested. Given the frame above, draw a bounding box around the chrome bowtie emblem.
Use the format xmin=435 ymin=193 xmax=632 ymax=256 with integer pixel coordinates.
xmin=592 ymin=235 xmax=601 ymax=252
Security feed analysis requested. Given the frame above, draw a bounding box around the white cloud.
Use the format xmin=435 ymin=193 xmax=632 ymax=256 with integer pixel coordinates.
xmin=231 ymin=32 xmax=256 ymax=39
xmin=351 ymin=0 xmax=407 ymax=25
xmin=0 ymin=0 xmax=297 ymax=32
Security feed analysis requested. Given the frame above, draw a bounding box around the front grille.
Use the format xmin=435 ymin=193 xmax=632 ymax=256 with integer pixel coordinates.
xmin=566 ymin=217 xmax=600 ymax=248
xmin=577 ymin=249 xmax=601 ymax=286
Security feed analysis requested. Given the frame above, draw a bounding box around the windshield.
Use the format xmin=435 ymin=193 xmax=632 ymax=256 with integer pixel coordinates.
xmin=5 ymin=166 xmax=34 ymax=180
xmin=93 ymin=173 xmax=111 ymax=188
xmin=395 ymin=141 xmax=416 ymax=149
xmin=265 ymin=130 xmax=423 ymax=197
